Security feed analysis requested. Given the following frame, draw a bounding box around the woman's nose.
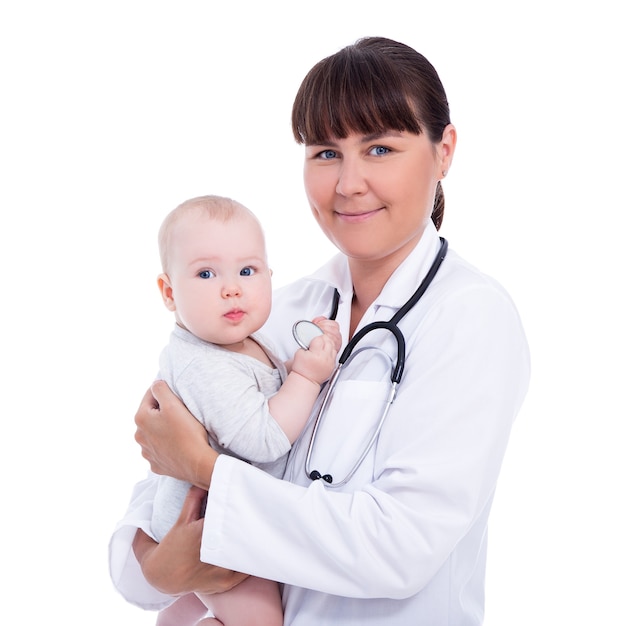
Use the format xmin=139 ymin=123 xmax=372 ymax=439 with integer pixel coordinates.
xmin=335 ymin=157 xmax=367 ymax=196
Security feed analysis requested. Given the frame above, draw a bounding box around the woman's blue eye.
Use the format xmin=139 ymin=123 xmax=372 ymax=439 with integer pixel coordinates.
xmin=240 ymin=267 xmax=255 ymax=277
xmin=198 ymin=270 xmax=215 ymax=279
xmin=319 ymin=149 xmax=337 ymax=160
xmin=371 ymin=146 xmax=390 ymax=156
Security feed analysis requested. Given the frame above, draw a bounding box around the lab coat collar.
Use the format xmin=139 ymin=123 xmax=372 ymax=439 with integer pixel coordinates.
xmin=375 ymin=221 xmax=442 ymax=312
xmin=306 ymin=221 xmax=442 ymax=314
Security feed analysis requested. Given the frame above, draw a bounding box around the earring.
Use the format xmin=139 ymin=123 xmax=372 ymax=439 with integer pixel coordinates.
xmin=442 ymin=169 xmax=448 ymax=178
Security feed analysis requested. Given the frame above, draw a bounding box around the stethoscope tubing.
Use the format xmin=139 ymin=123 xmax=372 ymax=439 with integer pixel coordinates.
xmin=332 ymin=237 xmax=447 ymax=385
xmin=305 ymin=237 xmax=448 ymax=486
xmin=340 ymin=321 xmax=406 ymax=384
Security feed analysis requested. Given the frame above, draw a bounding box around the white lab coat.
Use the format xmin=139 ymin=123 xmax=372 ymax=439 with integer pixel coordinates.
xmin=109 ymin=222 xmax=530 ymax=625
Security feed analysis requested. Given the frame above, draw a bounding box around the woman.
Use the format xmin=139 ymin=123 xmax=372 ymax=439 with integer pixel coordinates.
xmin=110 ymin=37 xmax=530 ymax=625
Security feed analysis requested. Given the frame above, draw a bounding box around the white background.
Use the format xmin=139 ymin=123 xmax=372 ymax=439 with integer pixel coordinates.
xmin=1 ymin=1 xmax=624 ymax=624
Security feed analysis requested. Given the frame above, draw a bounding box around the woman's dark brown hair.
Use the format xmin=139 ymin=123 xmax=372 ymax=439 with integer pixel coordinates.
xmin=292 ymin=37 xmax=451 ymax=229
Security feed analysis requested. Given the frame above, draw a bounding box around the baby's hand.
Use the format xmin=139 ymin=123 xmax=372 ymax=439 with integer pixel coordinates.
xmin=312 ymin=316 xmax=342 ymax=353
xmin=292 ymin=332 xmax=338 ymax=386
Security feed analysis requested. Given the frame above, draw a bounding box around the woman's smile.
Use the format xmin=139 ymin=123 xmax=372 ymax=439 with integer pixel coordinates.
xmin=334 ymin=206 xmax=385 ymax=223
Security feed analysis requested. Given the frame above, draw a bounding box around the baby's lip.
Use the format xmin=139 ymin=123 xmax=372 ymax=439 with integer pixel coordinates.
xmin=224 ymin=309 xmax=245 ymax=321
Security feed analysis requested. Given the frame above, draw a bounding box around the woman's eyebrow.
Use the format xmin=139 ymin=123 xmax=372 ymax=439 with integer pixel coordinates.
xmin=308 ymin=131 xmax=403 ymax=147
xmin=306 ymin=138 xmax=339 ymax=147
xmin=360 ymin=131 xmax=403 ymax=143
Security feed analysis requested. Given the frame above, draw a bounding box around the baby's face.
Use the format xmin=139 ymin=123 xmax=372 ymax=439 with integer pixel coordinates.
xmin=166 ymin=213 xmax=272 ymax=347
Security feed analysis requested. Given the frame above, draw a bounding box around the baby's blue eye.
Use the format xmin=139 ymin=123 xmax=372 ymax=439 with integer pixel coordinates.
xmin=240 ymin=267 xmax=255 ymax=277
xmin=198 ymin=270 xmax=215 ymax=279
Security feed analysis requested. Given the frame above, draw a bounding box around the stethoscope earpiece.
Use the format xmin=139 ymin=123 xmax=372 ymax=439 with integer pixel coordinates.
xmin=309 ymin=470 xmax=333 ymax=484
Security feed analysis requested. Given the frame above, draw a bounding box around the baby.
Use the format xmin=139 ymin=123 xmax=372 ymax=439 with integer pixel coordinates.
xmin=151 ymin=195 xmax=340 ymax=626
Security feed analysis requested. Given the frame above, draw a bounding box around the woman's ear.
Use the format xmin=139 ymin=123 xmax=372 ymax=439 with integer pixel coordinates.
xmin=439 ymin=123 xmax=457 ymax=179
xmin=157 ymin=273 xmax=176 ymax=312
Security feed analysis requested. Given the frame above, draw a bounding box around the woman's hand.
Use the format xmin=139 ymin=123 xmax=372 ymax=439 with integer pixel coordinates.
xmin=133 ymin=486 xmax=248 ymax=596
xmin=135 ymin=380 xmax=217 ymax=490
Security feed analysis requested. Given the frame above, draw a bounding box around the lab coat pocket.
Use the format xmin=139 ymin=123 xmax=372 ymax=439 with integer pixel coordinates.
xmin=309 ymin=379 xmax=390 ymax=488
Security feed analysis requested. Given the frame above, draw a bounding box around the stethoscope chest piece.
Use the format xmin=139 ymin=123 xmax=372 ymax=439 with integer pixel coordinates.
xmin=292 ymin=320 xmax=325 ymax=350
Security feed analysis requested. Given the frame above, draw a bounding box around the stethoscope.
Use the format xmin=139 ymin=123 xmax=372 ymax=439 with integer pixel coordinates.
xmin=292 ymin=237 xmax=448 ymax=488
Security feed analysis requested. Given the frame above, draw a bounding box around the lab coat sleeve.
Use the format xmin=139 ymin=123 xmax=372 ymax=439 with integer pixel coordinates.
xmin=200 ymin=282 xmax=530 ymax=599
xmin=109 ymin=473 xmax=175 ymax=610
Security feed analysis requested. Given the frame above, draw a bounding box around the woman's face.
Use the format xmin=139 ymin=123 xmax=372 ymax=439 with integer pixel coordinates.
xmin=303 ymin=128 xmax=455 ymax=271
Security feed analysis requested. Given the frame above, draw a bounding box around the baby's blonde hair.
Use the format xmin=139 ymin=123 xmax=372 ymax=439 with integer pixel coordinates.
xmin=158 ymin=195 xmax=261 ymax=273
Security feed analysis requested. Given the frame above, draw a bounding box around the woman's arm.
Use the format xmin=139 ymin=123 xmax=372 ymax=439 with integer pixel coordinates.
xmin=132 ymin=486 xmax=248 ymax=596
xmin=135 ymin=381 xmax=218 ymax=490
xmin=109 ymin=394 xmax=244 ymax=608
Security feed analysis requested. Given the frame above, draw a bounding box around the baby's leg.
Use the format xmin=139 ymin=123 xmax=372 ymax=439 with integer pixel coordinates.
xmin=198 ymin=575 xmax=283 ymax=626
xmin=156 ymin=593 xmax=209 ymax=626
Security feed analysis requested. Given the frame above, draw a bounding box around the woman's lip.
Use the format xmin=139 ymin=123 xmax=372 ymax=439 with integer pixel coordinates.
xmin=335 ymin=207 xmax=383 ymax=223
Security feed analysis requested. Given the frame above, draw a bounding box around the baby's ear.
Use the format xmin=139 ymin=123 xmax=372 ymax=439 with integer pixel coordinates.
xmin=157 ymin=273 xmax=176 ymax=311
